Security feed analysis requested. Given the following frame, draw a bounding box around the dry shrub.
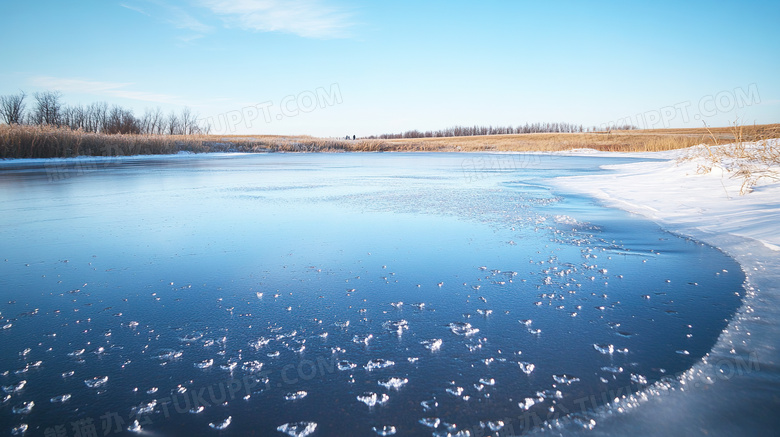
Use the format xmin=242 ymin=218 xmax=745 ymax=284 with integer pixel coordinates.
xmin=686 ymin=121 xmax=780 ymax=195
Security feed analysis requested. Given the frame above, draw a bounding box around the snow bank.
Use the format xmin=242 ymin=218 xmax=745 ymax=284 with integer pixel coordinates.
xmin=550 ymin=143 xmax=780 ymax=435
xmin=556 ymin=144 xmax=779 ymax=251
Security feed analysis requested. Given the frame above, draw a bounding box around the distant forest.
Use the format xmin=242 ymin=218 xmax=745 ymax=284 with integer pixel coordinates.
xmin=1 ymin=90 xmax=637 ymax=139
xmin=366 ymin=123 xmax=637 ymax=139
xmin=0 ymin=90 xmax=210 ymax=135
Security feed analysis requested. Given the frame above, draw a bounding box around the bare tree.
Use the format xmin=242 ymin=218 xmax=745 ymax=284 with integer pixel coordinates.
xmin=61 ymin=104 xmax=87 ymax=130
xmin=140 ymin=108 xmax=154 ymax=135
xmin=104 ymin=105 xmax=140 ymax=134
xmin=200 ymin=118 xmax=212 ymax=135
xmin=87 ymin=101 xmax=109 ymax=133
xmin=150 ymin=107 xmax=165 ymax=134
xmin=72 ymin=104 xmax=87 ymax=130
xmin=166 ymin=110 xmax=180 ymax=135
xmin=0 ymin=91 xmax=26 ymax=124
xmin=140 ymin=106 xmax=165 ymax=135
xmin=31 ymin=91 xmax=63 ymax=126
xmin=180 ymin=107 xmax=197 ymax=135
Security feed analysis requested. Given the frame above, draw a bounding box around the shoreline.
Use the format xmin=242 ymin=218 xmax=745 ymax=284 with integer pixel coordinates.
xmin=0 ymin=148 xmax=672 ymax=164
xmin=2 ymin=124 xmax=777 ymax=159
xmin=549 ymin=149 xmax=780 ymax=435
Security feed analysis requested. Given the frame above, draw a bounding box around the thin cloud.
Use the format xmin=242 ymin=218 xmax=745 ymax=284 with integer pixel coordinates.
xmin=121 ymin=0 xmax=213 ymax=34
xmin=199 ymin=0 xmax=354 ymax=38
xmin=29 ymin=76 xmax=184 ymax=105
xmin=176 ymin=33 xmax=206 ymax=43
xmin=164 ymin=6 xmax=212 ymax=33
xmin=120 ymin=3 xmax=150 ymax=16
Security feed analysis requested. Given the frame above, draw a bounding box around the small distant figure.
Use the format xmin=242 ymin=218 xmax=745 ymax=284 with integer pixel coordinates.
xmin=345 ymin=135 xmax=350 ymax=140
xmin=352 ymin=135 xmax=356 ymax=140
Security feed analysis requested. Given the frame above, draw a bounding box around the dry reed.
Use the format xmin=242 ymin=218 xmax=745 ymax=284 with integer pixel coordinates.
xmin=1 ymin=123 xmax=778 ymax=160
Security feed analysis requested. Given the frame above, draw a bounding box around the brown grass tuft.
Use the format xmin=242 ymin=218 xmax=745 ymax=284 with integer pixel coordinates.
xmin=685 ymin=121 xmax=780 ymax=195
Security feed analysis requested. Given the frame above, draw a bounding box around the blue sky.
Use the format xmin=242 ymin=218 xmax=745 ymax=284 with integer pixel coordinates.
xmin=1 ymin=0 xmax=778 ymax=136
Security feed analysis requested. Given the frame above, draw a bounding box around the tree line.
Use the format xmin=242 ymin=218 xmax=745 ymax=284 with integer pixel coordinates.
xmin=366 ymin=122 xmax=637 ymax=139
xmin=0 ymin=90 xmax=210 ymax=135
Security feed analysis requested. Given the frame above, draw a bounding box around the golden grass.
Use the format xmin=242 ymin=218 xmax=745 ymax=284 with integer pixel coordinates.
xmin=0 ymin=125 xmax=390 ymax=158
xmin=374 ymin=124 xmax=780 ymax=153
xmin=0 ymin=124 xmax=210 ymax=159
xmin=1 ymin=123 xmax=778 ymax=159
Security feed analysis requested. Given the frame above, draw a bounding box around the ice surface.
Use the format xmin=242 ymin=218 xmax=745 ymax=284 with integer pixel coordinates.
xmin=486 ymin=420 xmax=505 ymax=431
xmin=382 ymin=320 xmax=409 ymax=336
xmin=209 ymin=416 xmax=232 ymax=430
xmin=421 ymin=338 xmax=443 ymax=351
xmin=448 ymin=322 xmax=479 ymax=336
xmin=154 ymin=349 xmax=183 ymax=361
xmin=50 ymin=394 xmax=71 ymax=403
xmin=127 ymin=420 xmax=142 ymax=433
xmin=446 ymin=386 xmax=464 ymax=396
xmin=378 ymin=377 xmax=408 ymax=390
xmin=277 ymin=422 xmax=317 ymax=437
xmin=241 ymin=360 xmax=264 ymax=373
xmin=552 ymin=374 xmax=581 ymax=385
xmin=357 ymin=392 xmax=390 ymax=407
xmin=372 ymin=425 xmax=397 ymax=435
xmin=284 ymin=391 xmax=308 ymax=401
xmin=353 ymin=334 xmax=374 ymax=345
xmin=84 ymin=376 xmax=108 ymax=388
xmin=180 ymin=332 xmax=204 ymax=342
xmin=419 ymin=417 xmax=441 ymax=428
xmin=518 ymin=362 xmax=535 ymax=375
xmin=337 ymin=360 xmax=357 ymax=371
xmin=0 ymin=151 xmax=766 ymax=436
xmin=194 ymin=358 xmax=213 ymax=369
xmin=10 ymin=424 xmax=28 ymax=435
xmin=12 ymin=401 xmax=34 ymax=414
xmin=364 ymin=359 xmax=395 ymax=371
xmin=3 ymin=380 xmax=26 ymax=394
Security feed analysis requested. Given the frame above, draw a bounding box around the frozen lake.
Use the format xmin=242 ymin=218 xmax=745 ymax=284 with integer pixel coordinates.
xmin=0 ymin=153 xmax=744 ymax=436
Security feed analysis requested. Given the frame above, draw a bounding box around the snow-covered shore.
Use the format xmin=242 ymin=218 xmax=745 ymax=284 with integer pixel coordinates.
xmin=550 ymin=145 xmax=780 ymax=436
